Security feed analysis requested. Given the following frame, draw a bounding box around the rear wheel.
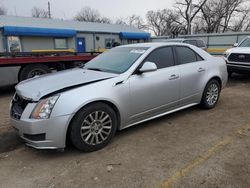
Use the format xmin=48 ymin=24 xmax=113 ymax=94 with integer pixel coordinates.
xmin=200 ymin=79 xmax=221 ymax=109
xmin=19 ymin=64 xmax=51 ymax=81
xmin=70 ymin=102 xmax=117 ymax=152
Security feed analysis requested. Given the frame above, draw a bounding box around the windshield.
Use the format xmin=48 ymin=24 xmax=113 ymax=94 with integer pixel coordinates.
xmin=239 ymin=38 xmax=250 ymax=47
xmin=84 ymin=47 xmax=149 ymax=74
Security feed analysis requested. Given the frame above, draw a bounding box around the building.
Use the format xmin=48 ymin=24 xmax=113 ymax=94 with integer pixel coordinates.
xmin=0 ymin=15 xmax=150 ymax=53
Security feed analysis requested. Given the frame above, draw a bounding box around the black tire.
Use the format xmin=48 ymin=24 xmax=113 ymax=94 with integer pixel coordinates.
xmin=19 ymin=64 xmax=51 ymax=81
xmin=200 ymin=79 xmax=221 ymax=109
xmin=70 ymin=102 xmax=118 ymax=152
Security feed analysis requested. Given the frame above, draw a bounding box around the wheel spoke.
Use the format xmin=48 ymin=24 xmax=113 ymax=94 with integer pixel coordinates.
xmin=101 ymin=130 xmax=110 ymax=135
xmin=85 ymin=133 xmax=92 ymax=142
xmin=84 ymin=120 xmax=91 ymax=126
xmin=95 ymin=134 xmax=99 ymax=144
xmin=81 ymin=126 xmax=91 ymax=130
xmin=99 ymin=112 xmax=104 ymax=120
xmin=101 ymin=115 xmax=109 ymax=123
xmin=90 ymin=134 xmax=95 ymax=145
xmin=103 ymin=125 xmax=112 ymax=130
xmin=81 ymin=130 xmax=90 ymax=137
xmin=102 ymin=120 xmax=111 ymax=127
xmin=95 ymin=111 xmax=98 ymax=120
xmin=99 ymin=132 xmax=105 ymax=141
xmin=89 ymin=114 xmax=95 ymax=122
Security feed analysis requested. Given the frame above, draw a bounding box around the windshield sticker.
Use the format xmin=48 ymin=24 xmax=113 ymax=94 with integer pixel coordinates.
xmin=130 ymin=49 xmax=146 ymax=54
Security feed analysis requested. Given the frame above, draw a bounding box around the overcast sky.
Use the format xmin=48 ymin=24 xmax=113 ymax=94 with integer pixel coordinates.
xmin=0 ymin=0 xmax=174 ymax=20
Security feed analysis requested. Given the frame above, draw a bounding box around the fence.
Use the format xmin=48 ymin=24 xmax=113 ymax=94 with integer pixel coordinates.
xmin=151 ymin=32 xmax=250 ymax=55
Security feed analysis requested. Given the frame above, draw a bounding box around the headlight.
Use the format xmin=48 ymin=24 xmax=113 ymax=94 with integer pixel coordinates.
xmin=223 ymin=52 xmax=229 ymax=58
xmin=31 ymin=95 xmax=59 ymax=119
xmin=223 ymin=49 xmax=231 ymax=59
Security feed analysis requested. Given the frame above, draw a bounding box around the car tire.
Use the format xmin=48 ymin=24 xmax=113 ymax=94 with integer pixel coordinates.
xmin=70 ymin=102 xmax=117 ymax=152
xmin=200 ymin=79 xmax=221 ymax=109
xmin=19 ymin=64 xmax=51 ymax=81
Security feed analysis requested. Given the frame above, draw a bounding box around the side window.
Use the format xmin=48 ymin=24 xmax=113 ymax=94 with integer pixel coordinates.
xmin=176 ymin=46 xmax=202 ymax=64
xmin=54 ymin=38 xmax=68 ymax=49
xmin=144 ymin=47 xmax=174 ymax=69
xmin=8 ymin=36 xmax=22 ymax=52
xmin=184 ymin=40 xmax=197 ymax=46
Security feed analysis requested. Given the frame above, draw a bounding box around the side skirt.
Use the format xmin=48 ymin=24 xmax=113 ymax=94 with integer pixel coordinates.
xmin=121 ymin=103 xmax=198 ymax=130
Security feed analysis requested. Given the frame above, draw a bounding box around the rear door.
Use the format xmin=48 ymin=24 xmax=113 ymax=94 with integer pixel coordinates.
xmin=128 ymin=46 xmax=180 ymax=123
xmin=175 ymin=46 xmax=207 ymax=105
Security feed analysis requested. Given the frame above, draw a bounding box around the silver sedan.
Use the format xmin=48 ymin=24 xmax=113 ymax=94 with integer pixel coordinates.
xmin=10 ymin=43 xmax=228 ymax=152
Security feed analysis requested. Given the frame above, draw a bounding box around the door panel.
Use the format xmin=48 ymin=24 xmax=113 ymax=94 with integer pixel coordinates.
xmin=179 ymin=61 xmax=207 ymax=104
xmin=128 ymin=66 xmax=180 ymax=123
xmin=76 ymin=38 xmax=86 ymax=53
xmin=175 ymin=46 xmax=207 ymax=105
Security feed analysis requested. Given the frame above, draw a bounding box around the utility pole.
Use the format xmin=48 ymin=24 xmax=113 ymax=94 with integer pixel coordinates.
xmin=188 ymin=0 xmax=192 ymax=35
xmin=48 ymin=1 xmax=51 ymax=18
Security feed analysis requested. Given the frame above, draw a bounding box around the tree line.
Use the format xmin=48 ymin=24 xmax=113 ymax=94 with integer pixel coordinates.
xmin=1 ymin=0 xmax=250 ymax=36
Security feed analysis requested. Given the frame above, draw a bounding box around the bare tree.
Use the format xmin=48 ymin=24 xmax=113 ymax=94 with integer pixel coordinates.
xmin=175 ymin=0 xmax=208 ymax=34
xmin=75 ymin=6 xmax=111 ymax=23
xmin=0 ymin=7 xmax=7 ymax=15
xmin=115 ymin=18 xmax=127 ymax=25
xmin=128 ymin=15 xmax=146 ymax=29
xmin=146 ymin=9 xmax=183 ymax=36
xmin=231 ymin=8 xmax=250 ymax=32
xmin=222 ymin=0 xmax=245 ymax=32
xmin=31 ymin=7 xmax=50 ymax=18
xmin=114 ymin=15 xmax=146 ymax=29
xmin=198 ymin=0 xmax=249 ymax=33
xmin=199 ymin=0 xmax=226 ymax=33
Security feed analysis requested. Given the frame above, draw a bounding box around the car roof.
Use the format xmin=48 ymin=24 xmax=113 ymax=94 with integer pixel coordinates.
xmin=119 ymin=42 xmax=193 ymax=48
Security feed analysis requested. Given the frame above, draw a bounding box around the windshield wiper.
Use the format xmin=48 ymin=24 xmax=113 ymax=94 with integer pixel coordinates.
xmin=86 ymin=68 xmax=104 ymax=72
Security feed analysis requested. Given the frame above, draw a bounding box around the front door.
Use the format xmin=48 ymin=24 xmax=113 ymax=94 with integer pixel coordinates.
xmin=76 ymin=38 xmax=86 ymax=53
xmin=128 ymin=47 xmax=180 ymax=124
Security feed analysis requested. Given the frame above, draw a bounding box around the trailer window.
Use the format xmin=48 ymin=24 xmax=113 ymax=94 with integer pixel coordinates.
xmin=54 ymin=38 xmax=68 ymax=49
xmin=8 ymin=36 xmax=21 ymax=52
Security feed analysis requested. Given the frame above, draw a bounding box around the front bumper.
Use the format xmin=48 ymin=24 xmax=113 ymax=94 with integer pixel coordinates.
xmin=11 ymin=113 xmax=73 ymax=149
xmin=227 ymin=63 xmax=250 ymax=74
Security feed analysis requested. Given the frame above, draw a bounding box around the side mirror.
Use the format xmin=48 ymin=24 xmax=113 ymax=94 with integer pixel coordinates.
xmin=233 ymin=43 xmax=238 ymax=47
xmin=139 ymin=61 xmax=157 ymax=73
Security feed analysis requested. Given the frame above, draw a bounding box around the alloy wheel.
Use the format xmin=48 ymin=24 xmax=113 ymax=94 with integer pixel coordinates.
xmin=80 ymin=111 xmax=112 ymax=145
xmin=206 ymin=83 xmax=219 ymax=106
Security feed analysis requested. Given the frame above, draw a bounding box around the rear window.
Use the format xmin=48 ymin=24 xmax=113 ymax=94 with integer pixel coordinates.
xmin=176 ymin=46 xmax=204 ymax=64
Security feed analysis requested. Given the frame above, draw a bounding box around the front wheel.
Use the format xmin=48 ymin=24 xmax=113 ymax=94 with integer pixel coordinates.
xmin=70 ymin=103 xmax=117 ymax=152
xmin=200 ymin=79 xmax=221 ymax=109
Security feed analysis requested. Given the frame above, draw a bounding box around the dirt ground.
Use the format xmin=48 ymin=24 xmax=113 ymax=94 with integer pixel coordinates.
xmin=0 ymin=74 xmax=250 ymax=188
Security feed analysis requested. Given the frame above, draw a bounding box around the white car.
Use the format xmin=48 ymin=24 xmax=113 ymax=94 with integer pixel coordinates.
xmin=224 ymin=37 xmax=250 ymax=76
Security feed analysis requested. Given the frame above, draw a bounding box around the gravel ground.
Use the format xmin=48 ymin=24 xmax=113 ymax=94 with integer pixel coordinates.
xmin=0 ymin=74 xmax=250 ymax=188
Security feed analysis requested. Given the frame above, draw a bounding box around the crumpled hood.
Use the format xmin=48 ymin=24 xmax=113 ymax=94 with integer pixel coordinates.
xmin=15 ymin=68 xmax=118 ymax=101
xmin=227 ymin=47 xmax=250 ymax=54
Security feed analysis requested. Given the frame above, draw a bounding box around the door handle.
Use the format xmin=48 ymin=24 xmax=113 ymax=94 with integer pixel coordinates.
xmin=169 ymin=74 xmax=179 ymax=80
xmin=198 ymin=67 xmax=205 ymax=72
